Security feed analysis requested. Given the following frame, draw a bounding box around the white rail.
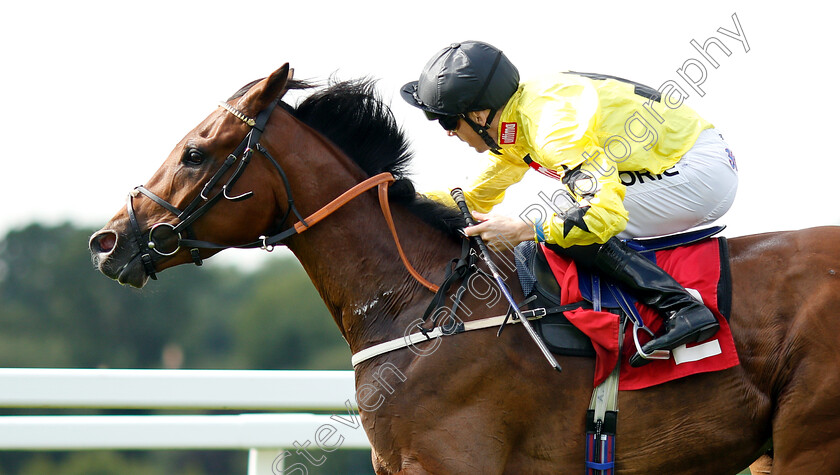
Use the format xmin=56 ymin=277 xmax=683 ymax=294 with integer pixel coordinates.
xmin=0 ymin=368 xmax=356 ymax=409
xmin=0 ymin=369 xmax=370 ymax=474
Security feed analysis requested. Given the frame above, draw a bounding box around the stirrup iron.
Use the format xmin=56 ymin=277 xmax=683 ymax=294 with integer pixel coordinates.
xmin=632 ymin=322 xmax=670 ymax=361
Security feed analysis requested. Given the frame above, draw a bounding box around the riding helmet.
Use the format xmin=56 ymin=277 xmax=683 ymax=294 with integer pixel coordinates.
xmin=401 ymin=41 xmax=520 ymax=118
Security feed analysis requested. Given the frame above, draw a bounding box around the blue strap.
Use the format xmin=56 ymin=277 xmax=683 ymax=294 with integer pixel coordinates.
xmin=607 ymin=282 xmax=645 ymax=328
xmin=625 ymin=225 xmax=725 ymax=252
xmin=585 ymin=461 xmax=615 ymax=470
xmin=592 ymin=274 xmax=602 ymax=312
xmin=534 ymin=223 xmax=546 ymax=242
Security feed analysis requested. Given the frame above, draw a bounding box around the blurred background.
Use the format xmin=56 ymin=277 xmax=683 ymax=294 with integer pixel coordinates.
xmin=0 ymin=223 xmax=368 ymax=474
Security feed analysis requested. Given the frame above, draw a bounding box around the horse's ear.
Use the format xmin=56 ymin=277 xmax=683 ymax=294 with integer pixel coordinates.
xmin=240 ymin=63 xmax=291 ymax=115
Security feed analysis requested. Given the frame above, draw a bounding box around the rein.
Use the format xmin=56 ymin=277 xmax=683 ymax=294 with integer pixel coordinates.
xmin=127 ymin=99 xmax=439 ymax=292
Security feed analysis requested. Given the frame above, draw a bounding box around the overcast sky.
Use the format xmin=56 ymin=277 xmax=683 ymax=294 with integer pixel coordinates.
xmin=2 ymin=1 xmax=837 ymax=268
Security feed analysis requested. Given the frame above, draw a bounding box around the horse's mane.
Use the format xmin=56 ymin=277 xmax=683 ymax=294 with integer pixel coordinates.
xmin=230 ymin=77 xmax=464 ymax=236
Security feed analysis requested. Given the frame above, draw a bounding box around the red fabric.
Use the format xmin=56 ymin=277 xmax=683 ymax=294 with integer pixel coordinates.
xmin=541 ymin=239 xmax=739 ymax=390
xmin=542 ymin=256 xmax=621 ymax=386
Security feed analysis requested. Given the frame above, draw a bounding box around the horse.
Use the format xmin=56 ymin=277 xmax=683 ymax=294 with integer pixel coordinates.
xmin=89 ymin=63 xmax=840 ymax=474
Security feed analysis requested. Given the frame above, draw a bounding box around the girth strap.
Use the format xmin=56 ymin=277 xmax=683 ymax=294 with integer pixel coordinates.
xmin=585 ymin=320 xmax=624 ymax=475
xmin=351 ymin=300 xmax=587 ymax=366
xmin=351 ymin=307 xmax=549 ymax=366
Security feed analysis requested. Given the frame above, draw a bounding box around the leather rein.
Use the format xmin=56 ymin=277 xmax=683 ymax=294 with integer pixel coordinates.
xmin=126 ymin=98 xmax=439 ymax=292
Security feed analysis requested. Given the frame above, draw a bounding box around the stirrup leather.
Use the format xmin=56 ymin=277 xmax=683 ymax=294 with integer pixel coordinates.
xmin=612 ymin=283 xmax=670 ymax=362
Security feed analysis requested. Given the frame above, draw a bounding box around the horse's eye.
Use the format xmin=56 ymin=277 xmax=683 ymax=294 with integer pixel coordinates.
xmin=182 ymin=148 xmax=205 ymax=166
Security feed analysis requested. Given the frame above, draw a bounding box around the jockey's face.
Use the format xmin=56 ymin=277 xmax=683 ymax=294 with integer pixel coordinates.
xmin=447 ymin=110 xmax=497 ymax=154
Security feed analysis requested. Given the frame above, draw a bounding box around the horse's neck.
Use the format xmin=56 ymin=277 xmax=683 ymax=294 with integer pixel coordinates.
xmin=288 ymin=197 xmax=456 ymax=352
xmin=271 ymin=121 xmax=458 ymax=352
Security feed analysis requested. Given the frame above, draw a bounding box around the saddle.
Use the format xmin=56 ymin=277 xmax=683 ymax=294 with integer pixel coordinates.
xmin=515 ymin=226 xmax=733 ymax=365
xmin=515 ymin=240 xmax=597 ymax=357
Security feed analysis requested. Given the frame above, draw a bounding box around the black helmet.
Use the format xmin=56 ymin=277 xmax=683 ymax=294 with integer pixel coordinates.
xmin=401 ymin=41 xmax=520 ymax=118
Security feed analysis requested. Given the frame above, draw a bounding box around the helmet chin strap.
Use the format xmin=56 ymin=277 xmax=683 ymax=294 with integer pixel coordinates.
xmin=462 ymin=109 xmax=502 ymax=154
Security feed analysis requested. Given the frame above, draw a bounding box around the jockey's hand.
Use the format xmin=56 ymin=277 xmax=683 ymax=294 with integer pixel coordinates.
xmin=463 ymin=211 xmax=535 ymax=252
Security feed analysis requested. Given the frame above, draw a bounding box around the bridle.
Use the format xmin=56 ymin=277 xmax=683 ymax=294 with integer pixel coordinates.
xmin=125 ymin=96 xmax=439 ymax=292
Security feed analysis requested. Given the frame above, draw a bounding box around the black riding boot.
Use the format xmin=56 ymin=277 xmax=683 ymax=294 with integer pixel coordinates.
xmin=591 ymin=238 xmax=720 ymax=367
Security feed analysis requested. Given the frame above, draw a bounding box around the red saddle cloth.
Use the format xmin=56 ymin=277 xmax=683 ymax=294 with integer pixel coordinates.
xmin=541 ymin=238 xmax=739 ymax=390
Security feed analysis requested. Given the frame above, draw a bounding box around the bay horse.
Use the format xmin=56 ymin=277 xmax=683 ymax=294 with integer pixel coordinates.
xmin=90 ymin=64 xmax=840 ymax=474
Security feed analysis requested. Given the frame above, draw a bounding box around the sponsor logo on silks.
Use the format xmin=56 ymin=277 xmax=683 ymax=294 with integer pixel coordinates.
xmin=725 ymin=148 xmax=738 ymax=170
xmin=618 ymin=167 xmax=680 ymax=187
xmin=500 ymin=122 xmax=518 ymax=145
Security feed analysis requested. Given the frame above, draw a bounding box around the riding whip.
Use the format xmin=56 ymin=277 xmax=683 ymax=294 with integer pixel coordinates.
xmin=450 ymin=188 xmax=562 ymax=372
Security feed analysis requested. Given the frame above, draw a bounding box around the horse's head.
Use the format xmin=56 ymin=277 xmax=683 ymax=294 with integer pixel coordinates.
xmin=90 ymin=64 xmax=293 ymax=288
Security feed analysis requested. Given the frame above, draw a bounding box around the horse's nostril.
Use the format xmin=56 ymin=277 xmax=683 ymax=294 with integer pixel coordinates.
xmin=90 ymin=231 xmax=118 ymax=254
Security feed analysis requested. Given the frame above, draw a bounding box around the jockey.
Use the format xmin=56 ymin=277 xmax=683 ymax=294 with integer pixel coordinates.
xmin=401 ymin=41 xmax=739 ymax=367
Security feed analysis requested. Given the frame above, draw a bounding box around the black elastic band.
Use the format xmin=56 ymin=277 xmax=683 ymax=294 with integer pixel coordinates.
xmin=467 ymin=50 xmax=503 ymax=111
xmin=126 ymin=194 xmax=158 ymax=280
xmin=462 ymin=113 xmax=501 ymax=154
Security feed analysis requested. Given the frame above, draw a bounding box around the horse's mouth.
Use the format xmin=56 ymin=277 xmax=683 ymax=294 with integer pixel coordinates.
xmin=94 ymin=251 xmax=149 ymax=289
xmin=114 ymin=253 xmax=150 ymax=288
